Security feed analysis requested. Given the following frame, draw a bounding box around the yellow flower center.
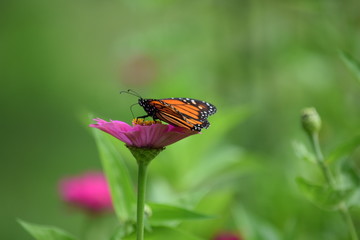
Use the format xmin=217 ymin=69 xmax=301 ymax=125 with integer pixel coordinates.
xmin=132 ymin=118 xmax=162 ymax=126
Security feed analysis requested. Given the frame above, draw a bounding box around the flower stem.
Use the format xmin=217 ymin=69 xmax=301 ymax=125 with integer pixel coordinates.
xmin=136 ymin=160 xmax=148 ymax=240
xmin=309 ymin=133 xmax=358 ymax=240
xmin=310 ymin=134 xmax=335 ymax=187
xmin=128 ymin=146 xmax=163 ymax=240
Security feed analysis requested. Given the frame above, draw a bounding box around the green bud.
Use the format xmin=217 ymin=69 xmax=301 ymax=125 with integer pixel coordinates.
xmin=301 ymin=107 xmax=322 ymax=135
xmin=127 ymin=145 xmax=164 ymax=165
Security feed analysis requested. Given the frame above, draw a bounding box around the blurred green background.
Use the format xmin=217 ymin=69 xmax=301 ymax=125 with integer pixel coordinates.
xmin=1 ymin=0 xmax=360 ymax=239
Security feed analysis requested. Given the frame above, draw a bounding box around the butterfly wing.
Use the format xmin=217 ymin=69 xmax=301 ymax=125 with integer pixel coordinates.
xmin=153 ymin=98 xmax=216 ymax=131
xmin=149 ymin=100 xmax=196 ymax=130
xmin=139 ymin=97 xmax=216 ymax=131
xmin=160 ymin=98 xmax=217 ymax=121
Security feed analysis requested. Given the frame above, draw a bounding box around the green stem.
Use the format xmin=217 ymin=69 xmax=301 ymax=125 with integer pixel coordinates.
xmin=309 ymin=133 xmax=358 ymax=240
xmin=311 ymin=134 xmax=335 ymax=187
xmin=340 ymin=203 xmax=359 ymax=240
xmin=136 ymin=160 xmax=149 ymax=240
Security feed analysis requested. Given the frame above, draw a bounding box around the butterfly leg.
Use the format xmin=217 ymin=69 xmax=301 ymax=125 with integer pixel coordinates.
xmin=136 ymin=114 xmax=160 ymax=121
xmin=136 ymin=115 xmax=150 ymax=119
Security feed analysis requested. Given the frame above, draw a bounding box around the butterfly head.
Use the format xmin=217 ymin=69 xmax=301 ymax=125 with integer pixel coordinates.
xmin=138 ymin=98 xmax=145 ymax=107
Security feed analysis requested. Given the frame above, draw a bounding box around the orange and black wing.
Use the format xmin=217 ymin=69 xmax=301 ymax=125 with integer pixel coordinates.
xmin=146 ymin=98 xmax=216 ymax=131
xmin=160 ymin=98 xmax=216 ymax=120
xmin=146 ymin=100 xmax=196 ymax=130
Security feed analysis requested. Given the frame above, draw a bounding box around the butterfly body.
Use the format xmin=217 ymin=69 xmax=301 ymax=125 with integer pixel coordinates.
xmin=138 ymin=97 xmax=217 ymax=131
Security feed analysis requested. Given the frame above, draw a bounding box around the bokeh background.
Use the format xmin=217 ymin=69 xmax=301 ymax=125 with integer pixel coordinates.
xmin=1 ymin=0 xmax=360 ymax=239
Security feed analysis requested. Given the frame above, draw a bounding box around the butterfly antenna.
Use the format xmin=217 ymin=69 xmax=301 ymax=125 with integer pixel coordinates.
xmin=119 ymin=89 xmax=142 ymax=99
xmin=129 ymin=103 xmax=138 ymax=119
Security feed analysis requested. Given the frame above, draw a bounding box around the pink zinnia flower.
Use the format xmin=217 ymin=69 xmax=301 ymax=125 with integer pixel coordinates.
xmin=213 ymin=232 xmax=243 ymax=240
xmin=89 ymin=118 xmax=198 ymax=149
xmin=89 ymin=118 xmax=199 ymax=239
xmin=59 ymin=171 xmax=113 ymax=214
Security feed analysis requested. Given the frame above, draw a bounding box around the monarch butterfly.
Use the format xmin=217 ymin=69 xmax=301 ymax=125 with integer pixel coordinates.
xmin=121 ymin=90 xmax=217 ymax=131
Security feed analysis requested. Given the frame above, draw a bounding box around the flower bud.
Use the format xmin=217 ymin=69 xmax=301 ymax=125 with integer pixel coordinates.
xmin=301 ymin=107 xmax=322 ymax=135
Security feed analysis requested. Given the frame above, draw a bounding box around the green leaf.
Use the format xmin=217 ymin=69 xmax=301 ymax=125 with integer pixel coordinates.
xmin=122 ymin=226 xmax=204 ymax=240
xmin=346 ymin=189 xmax=360 ymax=208
xmin=339 ymin=160 xmax=360 ymax=188
xmin=232 ymin=205 xmax=281 ymax=240
xmin=195 ymin=105 xmax=250 ymax=153
xmin=327 ymin=135 xmax=360 ymax=164
xmin=182 ymin=146 xmax=244 ymax=189
xmin=148 ymin=203 xmax=212 ymax=226
xmin=296 ymin=177 xmax=355 ymax=210
xmin=109 ymin=223 xmax=135 ymax=240
xmin=292 ymin=141 xmax=316 ymax=164
xmin=340 ymin=51 xmax=360 ymax=83
xmin=18 ymin=220 xmax=77 ymax=240
xmin=91 ymin=128 xmax=136 ymax=222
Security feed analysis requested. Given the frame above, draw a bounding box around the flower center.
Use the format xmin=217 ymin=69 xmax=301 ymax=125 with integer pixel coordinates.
xmin=132 ymin=118 xmax=162 ymax=126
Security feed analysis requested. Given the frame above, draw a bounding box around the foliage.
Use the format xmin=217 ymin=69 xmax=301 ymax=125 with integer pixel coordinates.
xmin=18 ymin=220 xmax=77 ymax=240
xmin=2 ymin=0 xmax=360 ymax=239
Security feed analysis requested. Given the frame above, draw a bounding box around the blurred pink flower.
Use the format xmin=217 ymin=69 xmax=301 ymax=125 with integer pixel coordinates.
xmin=89 ymin=118 xmax=198 ymax=149
xmin=213 ymin=232 xmax=242 ymax=240
xmin=120 ymin=54 xmax=158 ymax=86
xmin=59 ymin=171 xmax=113 ymax=214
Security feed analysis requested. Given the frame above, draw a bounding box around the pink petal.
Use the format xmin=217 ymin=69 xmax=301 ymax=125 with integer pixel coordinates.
xmin=90 ymin=118 xmax=198 ymax=148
